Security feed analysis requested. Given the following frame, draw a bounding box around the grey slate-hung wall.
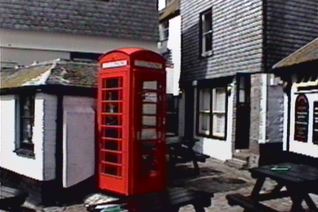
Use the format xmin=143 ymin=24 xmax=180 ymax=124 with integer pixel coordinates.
xmin=181 ymin=0 xmax=263 ymax=84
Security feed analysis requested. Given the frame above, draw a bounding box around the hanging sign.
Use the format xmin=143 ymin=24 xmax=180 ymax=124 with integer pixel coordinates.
xmin=313 ymin=101 xmax=318 ymax=144
xmin=294 ymin=94 xmax=309 ymax=142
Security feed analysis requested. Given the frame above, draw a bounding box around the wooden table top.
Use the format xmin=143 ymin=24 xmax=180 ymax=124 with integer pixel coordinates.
xmin=250 ymin=162 xmax=318 ymax=185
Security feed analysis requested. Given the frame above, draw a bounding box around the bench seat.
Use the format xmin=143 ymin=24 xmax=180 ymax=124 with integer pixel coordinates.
xmin=226 ymin=193 xmax=278 ymax=212
xmin=0 ymin=185 xmax=28 ymax=211
xmin=88 ymin=187 xmax=213 ymax=212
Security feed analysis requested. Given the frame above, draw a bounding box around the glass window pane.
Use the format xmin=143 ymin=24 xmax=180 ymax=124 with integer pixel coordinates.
xmin=205 ymin=33 xmax=212 ymax=52
xmin=199 ymin=113 xmax=210 ymax=134
xmin=143 ymin=81 xmax=158 ymax=90
xmin=199 ymin=88 xmax=210 ymax=111
xmin=141 ymin=129 xmax=157 ymax=140
xmin=213 ymin=87 xmax=226 ymax=112
xmin=143 ymin=104 xmax=157 ymax=115
xmin=203 ymin=12 xmax=212 ymax=32
xmin=212 ymin=114 xmax=225 ymax=137
xmin=143 ymin=116 xmax=156 ymax=127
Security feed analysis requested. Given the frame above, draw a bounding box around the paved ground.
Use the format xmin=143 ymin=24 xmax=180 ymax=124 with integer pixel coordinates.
xmin=23 ymin=158 xmax=318 ymax=212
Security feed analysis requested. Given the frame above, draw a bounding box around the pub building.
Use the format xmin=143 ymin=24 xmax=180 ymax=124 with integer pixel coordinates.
xmin=273 ymin=38 xmax=318 ymax=158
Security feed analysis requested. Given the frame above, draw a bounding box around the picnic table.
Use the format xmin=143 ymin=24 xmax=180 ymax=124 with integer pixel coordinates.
xmin=87 ymin=187 xmax=213 ymax=212
xmin=226 ymin=162 xmax=318 ymax=211
xmin=166 ymin=137 xmax=209 ymax=174
xmin=0 ymin=185 xmax=28 ymax=211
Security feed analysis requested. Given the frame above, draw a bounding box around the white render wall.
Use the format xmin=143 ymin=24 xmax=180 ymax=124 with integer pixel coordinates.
xmin=0 ymin=29 xmax=158 ymax=66
xmin=0 ymin=93 xmax=57 ymax=181
xmin=62 ymin=96 xmax=96 ymax=188
xmin=288 ymin=77 xmax=318 ymax=157
xmin=166 ymin=15 xmax=181 ymax=96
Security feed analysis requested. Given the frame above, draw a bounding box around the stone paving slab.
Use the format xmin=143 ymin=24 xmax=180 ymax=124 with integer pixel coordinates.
xmin=27 ymin=158 xmax=318 ymax=211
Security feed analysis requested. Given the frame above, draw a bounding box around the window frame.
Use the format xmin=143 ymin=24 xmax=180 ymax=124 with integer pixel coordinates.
xmin=14 ymin=94 xmax=35 ymax=158
xmin=196 ymin=86 xmax=228 ymax=140
xmin=199 ymin=7 xmax=213 ymax=57
xmin=159 ymin=21 xmax=169 ymax=42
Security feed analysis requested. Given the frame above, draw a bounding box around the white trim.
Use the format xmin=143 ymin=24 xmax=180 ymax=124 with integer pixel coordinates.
xmin=259 ymin=74 xmax=267 ymax=143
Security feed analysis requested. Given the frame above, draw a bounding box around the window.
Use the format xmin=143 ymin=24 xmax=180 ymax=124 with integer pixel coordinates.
xmin=15 ymin=95 xmax=35 ymax=157
xmin=200 ymin=8 xmax=213 ymax=57
xmin=197 ymin=87 xmax=227 ymax=139
xmin=159 ymin=21 xmax=169 ymax=41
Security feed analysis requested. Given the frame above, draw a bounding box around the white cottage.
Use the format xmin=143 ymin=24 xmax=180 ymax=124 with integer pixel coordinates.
xmin=273 ymin=38 xmax=318 ymax=158
xmin=0 ymin=59 xmax=98 ymax=204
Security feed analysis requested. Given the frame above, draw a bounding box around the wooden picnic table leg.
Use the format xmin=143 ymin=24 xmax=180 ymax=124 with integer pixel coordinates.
xmin=303 ymin=193 xmax=318 ymax=210
xmin=287 ymin=187 xmax=305 ymax=212
xmin=193 ymin=203 xmax=205 ymax=212
xmin=191 ymin=149 xmax=200 ymax=175
xmin=250 ymin=177 xmax=265 ymax=200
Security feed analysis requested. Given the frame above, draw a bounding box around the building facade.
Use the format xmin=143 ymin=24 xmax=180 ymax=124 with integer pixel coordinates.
xmin=180 ymin=0 xmax=318 ymax=161
xmin=273 ymin=38 xmax=318 ymax=158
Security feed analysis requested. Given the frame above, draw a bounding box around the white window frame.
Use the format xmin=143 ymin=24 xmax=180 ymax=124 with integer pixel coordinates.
xmin=200 ymin=8 xmax=213 ymax=57
xmin=197 ymin=87 xmax=227 ymax=140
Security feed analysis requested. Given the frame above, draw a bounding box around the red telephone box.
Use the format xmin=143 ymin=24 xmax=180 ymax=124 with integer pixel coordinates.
xmin=97 ymin=48 xmax=167 ymax=195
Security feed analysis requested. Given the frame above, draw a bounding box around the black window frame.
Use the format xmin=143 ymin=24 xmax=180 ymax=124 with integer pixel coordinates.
xmin=14 ymin=94 xmax=35 ymax=158
xmin=199 ymin=7 xmax=213 ymax=58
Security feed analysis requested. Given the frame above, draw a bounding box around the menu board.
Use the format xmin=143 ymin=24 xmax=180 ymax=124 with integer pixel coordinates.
xmin=313 ymin=101 xmax=318 ymax=144
xmin=294 ymin=94 xmax=309 ymax=142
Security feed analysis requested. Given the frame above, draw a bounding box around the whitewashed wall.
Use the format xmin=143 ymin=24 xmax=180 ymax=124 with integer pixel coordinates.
xmin=166 ymin=15 xmax=181 ymax=96
xmin=62 ymin=96 xmax=96 ymax=188
xmin=288 ymin=77 xmax=318 ymax=157
xmin=0 ymin=29 xmax=158 ymax=66
xmin=193 ymin=83 xmax=234 ymax=161
xmin=0 ymin=93 xmax=57 ymax=181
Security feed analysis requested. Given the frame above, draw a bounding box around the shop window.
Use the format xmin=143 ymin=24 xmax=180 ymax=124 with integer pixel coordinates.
xmin=15 ymin=95 xmax=35 ymax=157
xmin=197 ymin=87 xmax=227 ymax=139
xmin=313 ymin=101 xmax=318 ymax=145
xmin=200 ymin=8 xmax=213 ymax=57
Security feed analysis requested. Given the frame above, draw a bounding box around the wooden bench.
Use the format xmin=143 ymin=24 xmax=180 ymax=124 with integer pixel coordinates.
xmin=0 ymin=185 xmax=28 ymax=211
xmin=87 ymin=187 xmax=213 ymax=212
xmin=227 ymin=193 xmax=279 ymax=212
xmin=167 ymin=137 xmax=210 ymax=174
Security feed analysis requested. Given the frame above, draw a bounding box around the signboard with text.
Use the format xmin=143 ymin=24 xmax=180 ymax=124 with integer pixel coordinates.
xmin=294 ymin=94 xmax=309 ymax=142
xmin=313 ymin=101 xmax=318 ymax=144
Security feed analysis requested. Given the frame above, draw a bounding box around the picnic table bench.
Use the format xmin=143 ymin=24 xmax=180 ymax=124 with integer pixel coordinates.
xmin=166 ymin=137 xmax=209 ymax=174
xmin=226 ymin=143 xmax=318 ymax=212
xmin=87 ymin=187 xmax=213 ymax=212
xmin=0 ymin=185 xmax=28 ymax=211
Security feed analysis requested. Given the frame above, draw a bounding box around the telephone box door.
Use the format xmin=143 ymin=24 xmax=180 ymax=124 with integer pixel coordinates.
xmin=130 ymin=71 xmax=166 ymax=194
xmin=98 ymin=71 xmax=130 ymax=194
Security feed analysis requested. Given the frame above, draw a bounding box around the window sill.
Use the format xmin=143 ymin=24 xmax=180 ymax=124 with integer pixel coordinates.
xmin=201 ymin=51 xmax=213 ymax=58
xmin=14 ymin=148 xmax=35 ymax=159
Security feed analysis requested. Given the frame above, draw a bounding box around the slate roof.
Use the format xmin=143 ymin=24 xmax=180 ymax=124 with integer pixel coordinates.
xmin=0 ymin=59 xmax=98 ymax=90
xmin=273 ymin=37 xmax=318 ymax=70
xmin=0 ymin=0 xmax=159 ymax=42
